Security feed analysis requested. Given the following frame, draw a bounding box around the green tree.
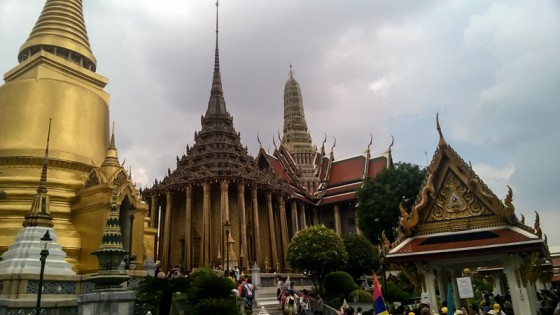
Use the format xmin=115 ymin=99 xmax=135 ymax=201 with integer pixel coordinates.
xmin=357 ymin=162 xmax=426 ymax=245
xmin=341 ymin=233 xmax=380 ymax=278
xmin=135 ymin=275 xmax=190 ymax=315
xmin=184 ymin=268 xmax=238 ymax=315
xmin=287 ymin=224 xmax=348 ymax=291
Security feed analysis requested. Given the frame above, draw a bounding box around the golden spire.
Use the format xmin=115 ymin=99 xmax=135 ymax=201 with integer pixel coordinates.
xmin=18 ymin=0 xmax=96 ymax=71
xmin=101 ymin=122 xmax=120 ymax=168
xmin=206 ymin=0 xmax=227 ymax=115
xmin=23 ymin=119 xmax=54 ymax=228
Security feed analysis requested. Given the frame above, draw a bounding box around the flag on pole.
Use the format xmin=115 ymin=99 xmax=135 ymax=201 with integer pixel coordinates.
xmin=446 ymin=282 xmax=455 ymax=315
xmin=373 ymin=273 xmax=389 ymax=315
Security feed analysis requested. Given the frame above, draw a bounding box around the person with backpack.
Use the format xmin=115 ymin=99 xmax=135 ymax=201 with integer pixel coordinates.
xmin=242 ymin=279 xmax=255 ymax=311
xmin=284 ymin=290 xmax=296 ymax=315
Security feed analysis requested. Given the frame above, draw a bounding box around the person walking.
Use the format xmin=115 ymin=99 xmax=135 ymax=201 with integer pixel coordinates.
xmin=314 ymin=294 xmax=323 ymax=315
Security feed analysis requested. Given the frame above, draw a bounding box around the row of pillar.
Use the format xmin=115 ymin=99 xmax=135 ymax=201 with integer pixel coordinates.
xmin=148 ymin=183 xmax=359 ymax=272
xmin=150 ymin=181 xmax=295 ymax=272
xmin=419 ymin=255 xmax=539 ymax=315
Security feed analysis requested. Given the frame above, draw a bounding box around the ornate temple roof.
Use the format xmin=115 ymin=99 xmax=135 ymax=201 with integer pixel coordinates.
xmin=257 ymin=138 xmax=390 ymax=205
xmin=146 ymin=2 xmax=288 ymax=194
xmin=18 ymin=0 xmax=96 ymax=71
xmin=386 ymin=115 xmax=548 ymax=262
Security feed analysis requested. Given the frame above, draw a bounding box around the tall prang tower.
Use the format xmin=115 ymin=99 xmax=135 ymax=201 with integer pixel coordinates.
xmin=0 ymin=0 xmax=152 ymax=273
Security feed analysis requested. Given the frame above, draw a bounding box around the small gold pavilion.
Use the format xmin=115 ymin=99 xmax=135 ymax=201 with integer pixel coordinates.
xmin=384 ymin=117 xmax=550 ymax=314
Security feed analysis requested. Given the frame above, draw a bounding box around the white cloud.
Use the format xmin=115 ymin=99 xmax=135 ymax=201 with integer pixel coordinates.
xmin=471 ymin=162 xmax=515 ymax=198
xmin=368 ymin=73 xmax=395 ymax=97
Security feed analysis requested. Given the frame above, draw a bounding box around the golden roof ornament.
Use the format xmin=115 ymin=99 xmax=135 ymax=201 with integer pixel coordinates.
xmin=23 ymin=119 xmax=54 ymax=228
xmin=436 ymin=113 xmax=447 ymax=147
xmin=18 ymin=0 xmax=96 ymax=70
xmin=534 ymin=211 xmax=542 ymax=238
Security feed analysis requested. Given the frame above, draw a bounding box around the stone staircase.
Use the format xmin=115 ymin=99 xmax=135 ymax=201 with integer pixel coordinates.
xmin=253 ymin=287 xmax=283 ymax=314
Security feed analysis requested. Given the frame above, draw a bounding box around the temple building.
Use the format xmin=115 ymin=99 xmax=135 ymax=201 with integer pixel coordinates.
xmin=143 ymin=5 xmax=391 ymax=272
xmin=384 ymin=117 xmax=551 ymax=314
xmin=0 ymin=0 xmax=153 ymax=273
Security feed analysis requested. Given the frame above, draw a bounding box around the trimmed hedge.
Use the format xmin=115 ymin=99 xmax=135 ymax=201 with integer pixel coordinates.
xmin=324 ymin=271 xmax=358 ymax=296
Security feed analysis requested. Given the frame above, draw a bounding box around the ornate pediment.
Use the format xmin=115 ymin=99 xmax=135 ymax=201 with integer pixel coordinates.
xmin=427 ymin=170 xmax=493 ymax=222
xmin=399 ymin=116 xmax=518 ymax=238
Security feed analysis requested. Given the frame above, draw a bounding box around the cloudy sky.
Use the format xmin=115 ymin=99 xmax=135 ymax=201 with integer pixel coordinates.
xmin=1 ymin=0 xmax=559 ymax=244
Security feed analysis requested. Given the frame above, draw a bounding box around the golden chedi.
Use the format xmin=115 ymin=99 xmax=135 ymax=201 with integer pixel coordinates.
xmin=0 ymin=0 xmax=153 ymax=273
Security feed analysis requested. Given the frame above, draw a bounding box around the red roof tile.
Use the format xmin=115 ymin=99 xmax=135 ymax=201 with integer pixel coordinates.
xmin=387 ymin=227 xmax=544 ymax=262
xmin=323 ymin=182 xmax=362 ymax=197
xmin=319 ymin=191 xmax=356 ymax=205
xmin=368 ymin=156 xmax=387 ymax=178
xmin=263 ymin=153 xmax=290 ymax=181
xmin=328 ymin=156 xmax=365 ymax=185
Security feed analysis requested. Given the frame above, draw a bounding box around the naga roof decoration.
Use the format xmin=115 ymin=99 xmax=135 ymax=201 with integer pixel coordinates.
xmin=389 ymin=115 xmax=545 ymax=254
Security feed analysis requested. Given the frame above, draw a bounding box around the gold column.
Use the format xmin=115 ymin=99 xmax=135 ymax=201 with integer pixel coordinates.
xmin=278 ymin=195 xmax=289 ymax=270
xmin=162 ymin=191 xmax=172 ymax=270
xmin=291 ymin=200 xmax=298 ymax=234
xmin=150 ymin=197 xmax=158 ymax=227
xmin=299 ymin=203 xmax=307 ymax=230
xmin=267 ymin=192 xmax=278 ymax=271
xmin=221 ymin=180 xmax=229 ymax=259
xmin=221 ymin=180 xmax=230 ymax=221
xmin=252 ymin=187 xmax=261 ymax=266
xmin=202 ymin=182 xmax=211 ymax=266
xmin=334 ymin=204 xmax=342 ymax=235
xmin=238 ymin=182 xmax=248 ymax=269
xmin=185 ymin=185 xmax=192 ymax=271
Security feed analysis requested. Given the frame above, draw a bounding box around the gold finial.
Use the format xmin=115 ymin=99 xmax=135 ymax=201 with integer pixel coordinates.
xmin=320 ymin=133 xmax=327 ymax=154
xmin=436 ymin=113 xmax=447 ymax=147
xmin=257 ymin=133 xmax=263 ymax=149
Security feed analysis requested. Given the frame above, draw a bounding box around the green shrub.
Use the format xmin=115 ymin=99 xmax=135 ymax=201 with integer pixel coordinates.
xmin=326 ymin=295 xmax=345 ymax=310
xmin=187 ymin=298 xmax=238 ymax=315
xmin=324 ymin=271 xmax=358 ymax=296
xmin=349 ymin=289 xmax=373 ymax=302
xmin=383 ymin=281 xmax=411 ymax=302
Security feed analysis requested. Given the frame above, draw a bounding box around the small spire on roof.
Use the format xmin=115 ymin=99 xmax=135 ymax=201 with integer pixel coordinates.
xmin=289 ymin=64 xmax=294 ymax=78
xmin=37 ymin=118 xmax=52 ymax=195
xmin=23 ymin=118 xmax=53 ymax=228
xmin=436 ymin=113 xmax=447 ymax=147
